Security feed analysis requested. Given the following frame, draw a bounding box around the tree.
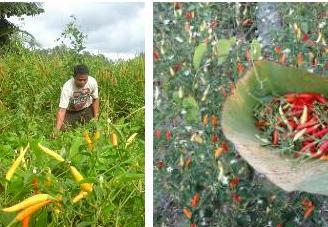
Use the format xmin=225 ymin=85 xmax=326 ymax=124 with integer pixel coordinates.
xmin=56 ymin=15 xmax=88 ymax=63
xmin=0 ymin=3 xmax=44 ymax=45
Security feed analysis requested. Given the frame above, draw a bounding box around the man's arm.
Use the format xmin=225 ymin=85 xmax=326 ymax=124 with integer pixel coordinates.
xmin=55 ymin=108 xmax=67 ymax=130
xmin=91 ymin=98 xmax=99 ymax=119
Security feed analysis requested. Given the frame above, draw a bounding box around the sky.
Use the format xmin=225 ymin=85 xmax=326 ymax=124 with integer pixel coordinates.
xmin=8 ymin=2 xmax=145 ymax=61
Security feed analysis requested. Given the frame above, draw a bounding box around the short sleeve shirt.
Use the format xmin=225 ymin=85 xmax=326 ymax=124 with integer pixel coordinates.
xmin=59 ymin=76 xmax=98 ymax=111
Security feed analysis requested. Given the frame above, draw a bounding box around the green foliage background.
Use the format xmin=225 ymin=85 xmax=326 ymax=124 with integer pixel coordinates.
xmin=154 ymin=2 xmax=328 ymax=226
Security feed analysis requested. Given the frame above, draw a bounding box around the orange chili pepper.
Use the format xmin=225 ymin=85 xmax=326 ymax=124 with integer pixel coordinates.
xmin=22 ymin=216 xmax=30 ymax=227
xmin=191 ymin=192 xmax=200 ymax=208
xmin=183 ymin=208 xmax=192 ymax=219
xmin=202 ymin=114 xmax=209 ymax=125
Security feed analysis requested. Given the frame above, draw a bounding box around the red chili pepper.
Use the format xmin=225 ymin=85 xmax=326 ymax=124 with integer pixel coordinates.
xmin=314 ymin=94 xmax=327 ymax=103
xmin=231 ymin=193 xmax=241 ymax=203
xmin=319 ymin=140 xmax=328 ymax=154
xmin=285 ymin=96 xmax=297 ymax=103
xmin=165 ymin=130 xmax=171 ymax=141
xmin=313 ymin=128 xmax=328 ymax=138
xmin=296 ymin=118 xmax=318 ymax=130
xmin=210 ymin=20 xmax=219 ymax=29
xmin=153 ymin=51 xmax=160 ymax=61
xmin=156 ymin=160 xmax=165 ymax=169
xmin=172 ymin=64 xmax=182 ymax=74
xmin=302 ymin=140 xmax=313 ymax=147
xmin=304 ymin=205 xmax=315 ymax=218
xmin=154 ymin=129 xmax=161 ymax=139
xmin=184 ymin=11 xmax=195 ymax=20
xmin=305 ymin=124 xmax=320 ymax=134
xmin=229 ymin=177 xmax=240 ymax=189
xmin=285 ymin=92 xmax=319 ymax=105
xmin=255 ymin=120 xmax=268 ymax=129
xmin=272 ymin=129 xmax=279 ymax=145
xmin=211 ymin=135 xmax=219 ymax=143
xmin=302 ymin=34 xmax=310 ymax=42
xmin=306 ymin=113 xmax=313 ymax=122
xmin=221 ymin=142 xmax=229 ymax=152
xmin=237 ymin=62 xmax=244 ymax=75
xmin=288 ymin=110 xmax=303 ymax=117
xmin=299 ymin=141 xmax=317 ymax=153
xmin=298 ymin=93 xmax=318 ymax=99
xmin=287 ymin=119 xmax=298 ymax=130
xmin=291 ymin=105 xmax=305 ymax=111
xmin=173 ymin=2 xmax=183 ymax=10
xmin=293 ymin=98 xmax=314 ymax=107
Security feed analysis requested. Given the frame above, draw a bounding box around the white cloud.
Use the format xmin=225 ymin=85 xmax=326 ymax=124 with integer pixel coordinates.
xmin=8 ymin=2 xmax=145 ymax=60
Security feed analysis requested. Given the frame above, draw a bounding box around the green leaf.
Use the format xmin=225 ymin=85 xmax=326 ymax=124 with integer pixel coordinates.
xmin=250 ymin=39 xmax=261 ymax=60
xmin=68 ymin=137 xmax=83 ymax=162
xmin=216 ymin=36 xmax=236 ymax=65
xmin=76 ymin=221 xmax=96 ymax=227
xmin=193 ymin=42 xmax=207 ymax=70
xmin=35 ymin=209 xmax=48 ymax=226
xmin=182 ymin=96 xmax=199 ymax=124
xmin=81 ymin=177 xmax=98 ymax=183
xmin=182 ymin=96 xmax=198 ymax=109
xmin=300 ymin=22 xmax=309 ymax=33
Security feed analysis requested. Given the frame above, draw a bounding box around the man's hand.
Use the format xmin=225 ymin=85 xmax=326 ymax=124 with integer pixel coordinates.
xmin=56 ymin=108 xmax=66 ymax=131
xmin=91 ymin=98 xmax=99 ymax=119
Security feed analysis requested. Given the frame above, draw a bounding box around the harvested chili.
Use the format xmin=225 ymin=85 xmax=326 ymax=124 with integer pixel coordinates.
xmin=254 ymin=92 xmax=328 ymax=159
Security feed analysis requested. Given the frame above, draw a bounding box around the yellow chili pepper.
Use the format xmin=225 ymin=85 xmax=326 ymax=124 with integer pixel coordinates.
xmin=87 ymin=143 xmax=94 ymax=151
xmin=83 ymin=131 xmax=94 ymax=151
xmin=69 ymin=166 xmax=93 ymax=192
xmin=81 ymin=183 xmax=93 ymax=193
xmin=44 ymin=167 xmax=52 ymax=187
xmin=2 ymin=194 xmax=54 ymax=212
xmin=5 ymin=143 xmax=30 ymax=181
xmin=93 ymin=131 xmax=100 ymax=141
xmin=111 ymin=133 xmax=118 ymax=147
xmin=16 ymin=200 xmax=51 ymax=220
xmin=69 ymin=166 xmax=83 ymax=182
xmin=7 ymin=200 xmax=51 ymax=227
xmin=125 ymin=133 xmax=138 ymax=148
xmin=83 ymin=131 xmax=93 ymax=144
xmin=37 ymin=143 xmax=65 ymax=162
xmin=72 ymin=191 xmax=88 ymax=203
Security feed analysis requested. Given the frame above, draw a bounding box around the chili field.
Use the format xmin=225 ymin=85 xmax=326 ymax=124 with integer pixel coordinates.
xmin=0 ymin=43 xmax=145 ymax=226
xmin=154 ymin=2 xmax=328 ymax=226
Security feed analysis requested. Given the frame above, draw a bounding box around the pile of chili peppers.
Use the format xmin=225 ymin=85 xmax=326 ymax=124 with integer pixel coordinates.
xmin=254 ymin=92 xmax=328 ymax=159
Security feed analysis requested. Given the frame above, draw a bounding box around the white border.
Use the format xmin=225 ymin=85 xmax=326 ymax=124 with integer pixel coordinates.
xmin=145 ymin=1 xmax=153 ymax=227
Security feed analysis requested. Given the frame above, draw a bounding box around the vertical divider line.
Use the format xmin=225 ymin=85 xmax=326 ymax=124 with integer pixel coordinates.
xmin=145 ymin=1 xmax=153 ymax=227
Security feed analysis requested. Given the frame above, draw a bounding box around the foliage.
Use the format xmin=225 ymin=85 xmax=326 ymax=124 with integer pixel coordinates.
xmin=56 ymin=15 xmax=87 ymax=58
xmin=154 ymin=2 xmax=328 ymax=226
xmin=0 ymin=32 xmax=144 ymax=225
xmin=0 ymin=3 xmax=44 ymax=45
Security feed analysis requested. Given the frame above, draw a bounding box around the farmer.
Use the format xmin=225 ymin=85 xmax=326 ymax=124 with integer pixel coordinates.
xmin=55 ymin=64 xmax=99 ymax=131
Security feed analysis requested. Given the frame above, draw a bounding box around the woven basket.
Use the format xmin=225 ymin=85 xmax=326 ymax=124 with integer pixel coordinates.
xmin=222 ymin=61 xmax=328 ymax=195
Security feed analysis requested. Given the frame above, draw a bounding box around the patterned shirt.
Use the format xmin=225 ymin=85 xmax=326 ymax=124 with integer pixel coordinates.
xmin=59 ymin=76 xmax=98 ymax=111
